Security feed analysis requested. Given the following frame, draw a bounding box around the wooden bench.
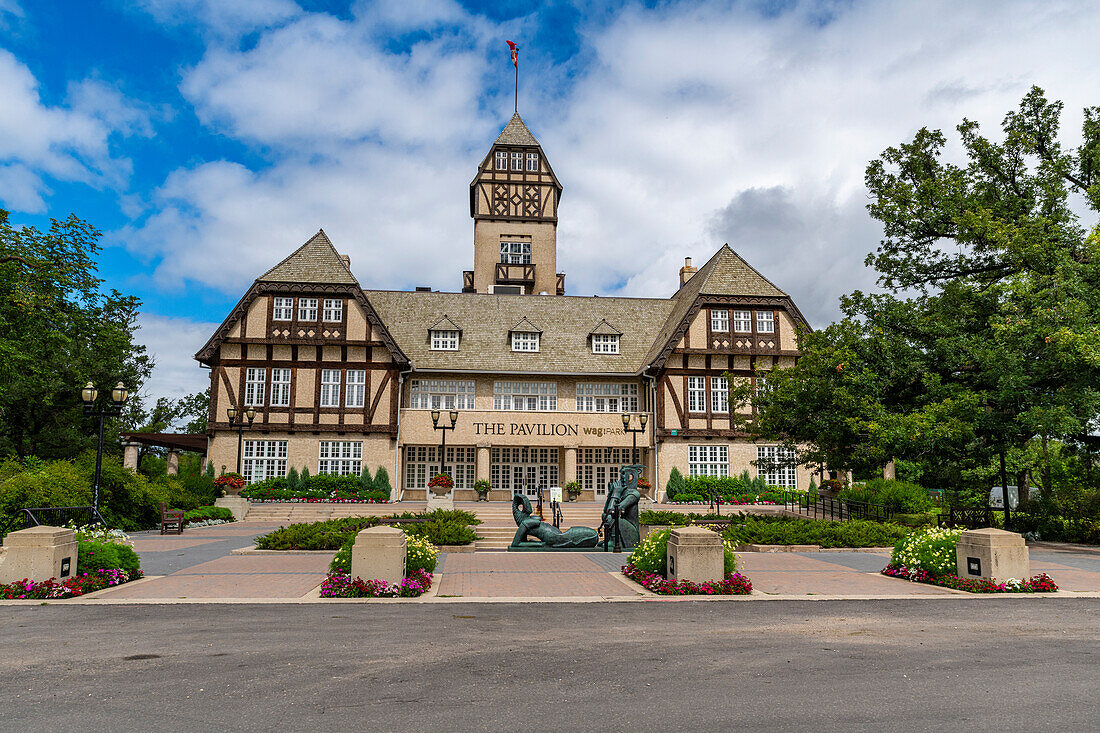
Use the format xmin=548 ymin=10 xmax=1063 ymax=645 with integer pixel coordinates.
xmin=160 ymin=502 xmax=184 ymax=535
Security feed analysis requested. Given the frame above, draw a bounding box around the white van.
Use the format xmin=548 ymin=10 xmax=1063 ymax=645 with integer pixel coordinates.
xmin=989 ymin=486 xmax=1041 ymax=510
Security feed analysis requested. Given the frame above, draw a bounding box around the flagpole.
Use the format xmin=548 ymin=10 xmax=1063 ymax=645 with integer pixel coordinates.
xmin=514 ymin=59 xmax=518 ymax=113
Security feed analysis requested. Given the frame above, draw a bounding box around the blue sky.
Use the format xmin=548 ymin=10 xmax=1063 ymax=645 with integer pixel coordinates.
xmin=1 ymin=0 xmax=1098 ymax=401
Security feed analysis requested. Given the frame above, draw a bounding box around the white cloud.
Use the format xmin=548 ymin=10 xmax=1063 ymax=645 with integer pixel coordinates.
xmin=136 ymin=313 xmax=219 ymax=401
xmin=0 ymin=50 xmax=151 ymax=212
xmin=125 ymin=0 xmax=1100 ymax=329
xmin=130 ymin=0 xmax=300 ymax=37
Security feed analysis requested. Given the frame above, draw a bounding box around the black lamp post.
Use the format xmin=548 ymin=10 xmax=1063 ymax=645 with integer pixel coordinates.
xmin=81 ymin=381 xmax=129 ymax=512
xmin=431 ymin=408 xmax=459 ymax=478
xmin=621 ymin=412 xmax=648 ymax=465
xmin=226 ymin=406 xmax=257 ymax=475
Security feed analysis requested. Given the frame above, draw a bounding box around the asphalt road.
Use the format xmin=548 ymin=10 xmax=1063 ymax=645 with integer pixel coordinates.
xmin=2 ymin=599 xmax=1098 ymax=732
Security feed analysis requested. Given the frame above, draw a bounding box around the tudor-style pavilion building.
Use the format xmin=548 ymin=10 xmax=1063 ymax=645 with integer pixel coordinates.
xmin=197 ymin=112 xmax=814 ymax=501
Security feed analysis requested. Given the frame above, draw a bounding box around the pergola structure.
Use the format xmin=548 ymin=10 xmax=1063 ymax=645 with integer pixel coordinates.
xmin=122 ymin=432 xmax=208 ymax=475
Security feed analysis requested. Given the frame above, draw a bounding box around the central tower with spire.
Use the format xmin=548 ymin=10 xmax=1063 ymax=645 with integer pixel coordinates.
xmin=465 ymin=112 xmax=565 ymax=295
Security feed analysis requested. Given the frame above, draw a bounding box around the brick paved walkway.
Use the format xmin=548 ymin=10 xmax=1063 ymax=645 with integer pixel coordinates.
xmin=65 ymin=521 xmax=1100 ymax=602
xmin=436 ymin=553 xmax=641 ymax=598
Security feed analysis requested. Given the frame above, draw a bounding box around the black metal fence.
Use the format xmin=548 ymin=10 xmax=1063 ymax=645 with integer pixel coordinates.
xmin=0 ymin=505 xmax=108 ymax=541
xmin=784 ymin=492 xmax=893 ymax=523
xmin=938 ymin=506 xmax=995 ymax=530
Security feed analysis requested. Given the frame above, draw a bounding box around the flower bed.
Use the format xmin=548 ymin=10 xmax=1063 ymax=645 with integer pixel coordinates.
xmin=881 ymin=564 xmax=1058 ymax=593
xmin=1 ymin=568 xmax=143 ymax=600
xmin=666 ymin=497 xmax=778 ymax=506
xmin=320 ymin=569 xmax=433 ymax=598
xmin=622 ymin=563 xmax=752 ymax=595
xmin=245 ymin=496 xmax=390 ymax=504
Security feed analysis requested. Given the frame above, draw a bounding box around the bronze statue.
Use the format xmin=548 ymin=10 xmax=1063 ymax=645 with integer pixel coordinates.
xmin=601 ymin=465 xmax=643 ymax=550
xmin=510 ymin=494 xmax=599 ymax=548
xmin=509 ymin=464 xmax=645 ymax=551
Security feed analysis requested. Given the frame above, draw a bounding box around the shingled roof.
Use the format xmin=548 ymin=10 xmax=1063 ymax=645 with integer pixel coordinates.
xmin=365 ymin=290 xmax=676 ymax=374
xmin=259 ymin=230 xmax=358 ymax=284
xmin=493 ymin=112 xmax=540 ymax=146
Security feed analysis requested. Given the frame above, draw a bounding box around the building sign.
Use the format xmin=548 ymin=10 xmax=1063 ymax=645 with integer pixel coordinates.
xmin=472 ymin=421 xmax=630 ymax=437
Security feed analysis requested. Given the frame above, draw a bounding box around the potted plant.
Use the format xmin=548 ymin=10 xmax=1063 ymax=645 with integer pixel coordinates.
xmin=473 ymin=479 xmax=492 ymax=502
xmin=564 ymin=481 xmax=582 ymax=501
xmin=214 ymin=472 xmax=247 ymax=495
xmin=428 ymin=473 xmax=454 ymax=497
xmin=637 ymin=476 xmax=652 ymax=496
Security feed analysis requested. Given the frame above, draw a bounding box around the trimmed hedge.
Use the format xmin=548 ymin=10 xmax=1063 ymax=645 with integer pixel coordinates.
xmin=722 ymin=516 xmax=910 ymax=548
xmin=254 ymin=509 xmax=481 ymax=551
xmin=184 ymin=506 xmax=234 ymax=524
xmin=78 ymin=540 xmax=141 ymax=574
xmin=240 ymin=473 xmax=390 ymax=502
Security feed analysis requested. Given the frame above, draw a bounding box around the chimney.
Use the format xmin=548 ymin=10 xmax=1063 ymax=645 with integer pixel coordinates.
xmin=679 ymin=257 xmax=697 ymax=287
xmin=339 ymin=254 xmax=351 ymax=269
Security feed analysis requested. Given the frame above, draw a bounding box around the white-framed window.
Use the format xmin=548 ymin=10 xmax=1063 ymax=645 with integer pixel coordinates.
xmin=500 ymin=241 xmax=531 ymax=264
xmin=404 ymin=446 xmax=476 ymax=490
xmin=757 ymin=310 xmax=775 ymax=333
xmin=490 ymin=447 xmax=558 ymax=494
xmin=273 ymin=297 xmax=293 ymax=320
xmin=495 ymin=151 xmax=508 ymax=170
xmin=345 ymin=370 xmax=365 ymax=408
xmin=298 ymin=297 xmax=318 ymax=321
xmin=710 ymin=376 xmax=729 ymax=413
xmin=270 ymin=368 xmax=291 ymax=407
xmin=526 ymin=152 xmax=539 ymax=171
xmin=733 ymin=310 xmax=752 ymax=333
xmin=511 ymin=332 xmax=540 ymax=352
xmin=689 ymin=445 xmax=728 ymax=478
xmin=757 ymin=445 xmax=797 ymax=488
xmin=579 ymin=448 xmax=632 ymax=497
xmin=430 ymin=330 xmax=460 ymax=350
xmin=242 ymin=440 xmax=286 ymax=483
xmin=408 ymin=379 xmax=476 ymax=410
xmin=710 ymin=309 xmax=729 ymax=332
xmin=576 ymin=383 xmax=639 ymax=413
xmin=591 ymin=334 xmax=620 ymax=354
xmin=318 ymin=441 xmax=362 ymax=476
xmin=511 ymin=151 xmax=523 ymax=170
xmin=755 ymin=374 xmax=768 ymax=397
xmin=494 ymin=381 xmax=557 ymax=411
xmin=687 ymin=376 xmax=706 ymax=413
xmin=323 ymin=299 xmax=342 ymax=321
xmin=320 ymin=369 xmax=341 ymax=407
xmin=245 ymin=368 xmax=266 ymax=407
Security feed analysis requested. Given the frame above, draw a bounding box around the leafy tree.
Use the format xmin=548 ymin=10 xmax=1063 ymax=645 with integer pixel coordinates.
xmin=372 ymin=466 xmax=392 ymax=497
xmin=0 ymin=210 xmax=152 ymax=459
xmin=286 ymin=465 xmax=300 ymax=492
xmin=666 ymin=466 xmax=687 ymax=501
xmin=746 ymin=88 xmax=1100 ymax=522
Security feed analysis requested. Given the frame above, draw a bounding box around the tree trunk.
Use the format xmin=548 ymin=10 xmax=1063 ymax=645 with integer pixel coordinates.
xmin=999 ymin=449 xmax=1011 ymax=529
xmin=1041 ymin=435 xmax=1052 ymax=496
xmin=1017 ymin=469 xmax=1030 ymax=508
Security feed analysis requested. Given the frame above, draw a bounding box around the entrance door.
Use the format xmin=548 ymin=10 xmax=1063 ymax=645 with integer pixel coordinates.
xmin=524 ymin=465 xmax=540 ymax=499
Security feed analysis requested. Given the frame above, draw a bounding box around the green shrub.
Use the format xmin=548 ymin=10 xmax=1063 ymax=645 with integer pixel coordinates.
xmin=666 ymin=467 xmax=687 ymax=501
xmin=638 ymin=510 xmax=692 ymax=526
xmin=257 ymin=509 xmax=481 ymax=551
xmin=286 ymin=466 xmax=300 ymax=492
xmin=723 ymin=516 xmax=909 ymax=548
xmin=890 ymin=526 xmax=961 ymax=575
xmin=1011 ymin=512 xmax=1100 ymax=544
xmin=183 ymin=506 xmax=234 ymax=523
xmin=78 ymin=540 xmax=141 ymax=574
xmin=839 ymin=479 xmax=935 ymax=513
xmin=359 ymin=465 xmax=373 ymax=491
xmin=372 ymin=467 xmax=393 ymax=496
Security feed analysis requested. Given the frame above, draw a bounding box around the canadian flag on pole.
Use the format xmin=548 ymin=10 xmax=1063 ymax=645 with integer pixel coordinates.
xmin=507 ymin=40 xmax=518 ymax=68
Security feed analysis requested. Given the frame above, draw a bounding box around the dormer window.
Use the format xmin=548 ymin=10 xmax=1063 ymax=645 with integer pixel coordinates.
xmin=710 ymin=309 xmax=729 ymax=332
xmin=431 ymin=330 xmax=460 ymax=351
xmin=526 ymin=152 xmax=539 ymax=171
xmin=273 ymin=297 xmax=293 ymax=320
xmin=323 ymin=298 xmax=342 ymax=321
xmin=757 ymin=311 xmax=775 ymax=333
xmin=591 ymin=334 xmax=619 ymax=354
xmin=511 ymin=152 xmax=523 ymax=170
xmin=298 ymin=297 xmax=318 ymax=320
xmin=512 ymin=332 xmax=540 ymax=352
xmin=428 ymin=316 xmax=462 ymax=351
xmin=495 ymin=151 xmax=508 ymax=170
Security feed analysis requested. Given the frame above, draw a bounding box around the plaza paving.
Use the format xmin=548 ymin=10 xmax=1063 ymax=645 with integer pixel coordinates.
xmin=59 ymin=517 xmax=1100 ymax=602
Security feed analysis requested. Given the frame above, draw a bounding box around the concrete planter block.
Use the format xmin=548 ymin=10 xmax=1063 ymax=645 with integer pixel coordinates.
xmin=0 ymin=526 xmax=78 ymax=584
xmin=426 ymin=493 xmax=454 ymax=511
xmin=666 ymin=526 xmax=723 ymax=583
xmin=956 ymin=528 xmax=1029 ymax=582
xmin=214 ymin=496 xmax=250 ymax=521
xmin=351 ymin=526 xmax=407 ymax=584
